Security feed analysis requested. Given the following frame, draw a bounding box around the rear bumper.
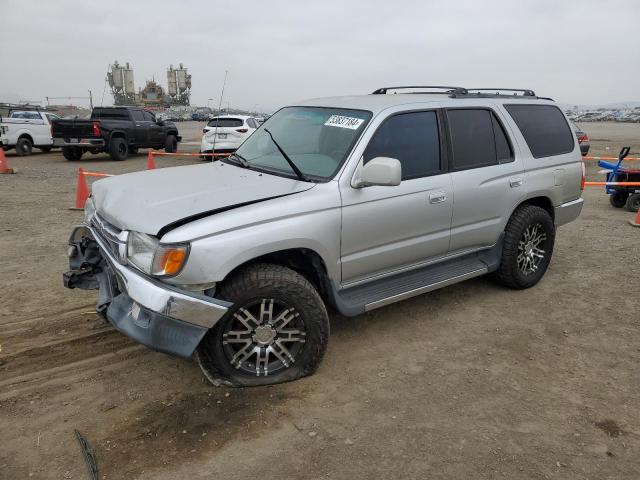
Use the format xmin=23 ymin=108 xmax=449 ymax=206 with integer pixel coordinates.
xmin=64 ymin=224 xmax=230 ymax=357
xmin=53 ymin=138 xmax=105 ymax=148
xmin=200 ymin=138 xmax=242 ymax=151
xmin=554 ymin=198 xmax=584 ymax=226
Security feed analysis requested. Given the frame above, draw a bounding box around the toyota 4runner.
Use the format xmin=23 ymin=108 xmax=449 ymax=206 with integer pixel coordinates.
xmin=64 ymin=86 xmax=584 ymax=387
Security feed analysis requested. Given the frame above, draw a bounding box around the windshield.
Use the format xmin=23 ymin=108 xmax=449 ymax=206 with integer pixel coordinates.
xmin=233 ymin=106 xmax=372 ymax=181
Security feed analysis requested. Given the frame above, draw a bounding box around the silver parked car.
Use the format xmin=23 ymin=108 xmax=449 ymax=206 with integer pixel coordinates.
xmin=64 ymin=86 xmax=584 ymax=387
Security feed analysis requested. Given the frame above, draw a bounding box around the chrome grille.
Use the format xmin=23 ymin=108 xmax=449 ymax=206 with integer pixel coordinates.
xmin=91 ymin=213 xmax=127 ymax=262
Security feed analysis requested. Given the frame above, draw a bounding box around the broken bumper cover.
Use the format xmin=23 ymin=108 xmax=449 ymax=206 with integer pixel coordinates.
xmin=65 ymin=224 xmax=231 ymax=357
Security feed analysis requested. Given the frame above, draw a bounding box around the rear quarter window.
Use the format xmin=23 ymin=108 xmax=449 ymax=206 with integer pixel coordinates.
xmin=505 ymin=104 xmax=574 ymax=158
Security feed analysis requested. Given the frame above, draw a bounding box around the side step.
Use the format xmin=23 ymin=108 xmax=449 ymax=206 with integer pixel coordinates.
xmin=332 ymin=251 xmax=497 ymax=316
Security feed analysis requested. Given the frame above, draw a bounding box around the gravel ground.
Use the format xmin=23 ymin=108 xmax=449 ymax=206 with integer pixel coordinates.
xmin=1 ymin=121 xmax=639 ymax=479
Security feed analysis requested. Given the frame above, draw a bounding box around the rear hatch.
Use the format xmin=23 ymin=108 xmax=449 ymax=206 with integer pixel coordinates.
xmin=203 ymin=118 xmax=247 ymax=142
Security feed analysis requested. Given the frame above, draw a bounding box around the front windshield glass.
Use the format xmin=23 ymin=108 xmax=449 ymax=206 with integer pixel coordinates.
xmin=233 ymin=107 xmax=372 ymax=181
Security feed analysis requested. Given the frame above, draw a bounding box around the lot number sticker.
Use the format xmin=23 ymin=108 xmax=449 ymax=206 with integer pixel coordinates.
xmin=324 ymin=115 xmax=364 ymax=130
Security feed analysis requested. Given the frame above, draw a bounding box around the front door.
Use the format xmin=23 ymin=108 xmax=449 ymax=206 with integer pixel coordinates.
xmin=131 ymin=110 xmax=150 ymax=146
xmin=144 ymin=111 xmax=164 ymax=147
xmin=340 ymin=110 xmax=453 ymax=285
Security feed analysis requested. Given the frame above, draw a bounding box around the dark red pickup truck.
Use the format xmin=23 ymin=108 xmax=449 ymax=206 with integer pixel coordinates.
xmin=51 ymin=106 xmax=181 ymax=161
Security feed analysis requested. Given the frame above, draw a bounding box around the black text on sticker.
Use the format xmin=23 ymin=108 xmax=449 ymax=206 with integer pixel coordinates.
xmin=324 ymin=115 xmax=364 ymax=130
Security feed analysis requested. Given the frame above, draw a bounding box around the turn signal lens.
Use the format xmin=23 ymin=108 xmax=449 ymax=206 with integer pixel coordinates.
xmin=152 ymin=245 xmax=189 ymax=277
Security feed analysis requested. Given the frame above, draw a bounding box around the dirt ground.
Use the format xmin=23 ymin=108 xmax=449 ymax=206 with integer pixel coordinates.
xmin=1 ymin=121 xmax=639 ymax=480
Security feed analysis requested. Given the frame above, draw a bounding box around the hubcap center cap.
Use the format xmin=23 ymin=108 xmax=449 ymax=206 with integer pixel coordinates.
xmin=253 ymin=325 xmax=276 ymax=345
xmin=525 ymin=242 xmax=534 ymax=255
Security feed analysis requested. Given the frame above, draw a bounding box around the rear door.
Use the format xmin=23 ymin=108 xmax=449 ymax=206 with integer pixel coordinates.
xmin=446 ymin=107 xmax=525 ymax=253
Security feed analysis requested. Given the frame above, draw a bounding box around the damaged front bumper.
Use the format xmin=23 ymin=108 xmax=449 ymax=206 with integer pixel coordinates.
xmin=64 ymin=224 xmax=230 ymax=358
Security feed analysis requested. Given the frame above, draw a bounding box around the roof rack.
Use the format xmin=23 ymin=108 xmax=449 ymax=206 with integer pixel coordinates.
xmin=370 ymin=86 xmax=553 ymax=101
xmin=450 ymin=88 xmax=553 ymax=100
xmin=371 ymin=86 xmax=468 ymax=95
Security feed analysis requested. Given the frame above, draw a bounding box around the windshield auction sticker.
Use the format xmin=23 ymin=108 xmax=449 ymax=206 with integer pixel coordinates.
xmin=324 ymin=115 xmax=364 ymax=130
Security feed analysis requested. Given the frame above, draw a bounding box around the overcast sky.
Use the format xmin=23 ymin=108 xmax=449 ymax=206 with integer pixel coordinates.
xmin=1 ymin=0 xmax=639 ymax=112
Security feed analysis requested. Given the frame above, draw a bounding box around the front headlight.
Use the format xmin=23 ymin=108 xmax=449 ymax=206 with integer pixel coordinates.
xmin=127 ymin=231 xmax=189 ymax=277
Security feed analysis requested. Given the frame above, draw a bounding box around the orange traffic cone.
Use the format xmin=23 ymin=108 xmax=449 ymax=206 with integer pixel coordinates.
xmin=147 ymin=151 xmax=156 ymax=170
xmin=630 ymin=208 xmax=640 ymax=228
xmin=0 ymin=148 xmax=15 ymax=174
xmin=74 ymin=168 xmax=90 ymax=210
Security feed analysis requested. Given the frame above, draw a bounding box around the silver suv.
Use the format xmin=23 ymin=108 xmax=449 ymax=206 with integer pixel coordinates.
xmin=64 ymin=86 xmax=584 ymax=387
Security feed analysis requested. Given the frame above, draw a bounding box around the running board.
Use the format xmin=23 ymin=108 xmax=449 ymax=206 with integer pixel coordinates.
xmin=331 ymin=250 xmax=497 ymax=316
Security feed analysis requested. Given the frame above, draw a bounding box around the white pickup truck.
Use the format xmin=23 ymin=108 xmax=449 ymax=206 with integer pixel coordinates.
xmin=0 ymin=110 xmax=61 ymax=155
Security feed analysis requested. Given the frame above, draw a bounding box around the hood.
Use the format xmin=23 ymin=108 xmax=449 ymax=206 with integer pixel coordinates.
xmin=92 ymin=162 xmax=314 ymax=235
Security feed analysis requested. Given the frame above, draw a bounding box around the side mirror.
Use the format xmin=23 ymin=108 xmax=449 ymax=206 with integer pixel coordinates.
xmin=156 ymin=120 xmax=165 ymax=126
xmin=353 ymin=157 xmax=402 ymax=188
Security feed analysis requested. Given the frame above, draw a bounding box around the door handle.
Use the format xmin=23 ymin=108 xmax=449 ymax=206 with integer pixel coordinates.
xmin=509 ymin=177 xmax=523 ymax=188
xmin=429 ymin=191 xmax=447 ymax=204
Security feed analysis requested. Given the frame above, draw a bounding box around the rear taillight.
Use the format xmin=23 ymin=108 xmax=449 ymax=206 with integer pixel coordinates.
xmin=236 ymin=128 xmax=248 ymax=133
xmin=577 ymin=134 xmax=588 ymax=144
xmin=580 ymin=161 xmax=586 ymax=191
xmin=92 ymin=121 xmax=101 ymax=137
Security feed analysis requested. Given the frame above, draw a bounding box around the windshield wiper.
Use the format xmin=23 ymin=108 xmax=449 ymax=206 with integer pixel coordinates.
xmin=264 ymin=129 xmax=310 ymax=182
xmin=227 ymin=152 xmax=250 ymax=168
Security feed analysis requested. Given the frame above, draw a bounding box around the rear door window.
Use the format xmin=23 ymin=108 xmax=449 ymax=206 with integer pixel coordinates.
xmin=492 ymin=115 xmax=513 ymax=163
xmin=92 ymin=109 xmax=130 ymax=120
xmin=505 ymin=104 xmax=574 ymax=158
xmin=364 ymin=111 xmax=441 ymax=180
xmin=447 ymin=109 xmax=497 ymax=170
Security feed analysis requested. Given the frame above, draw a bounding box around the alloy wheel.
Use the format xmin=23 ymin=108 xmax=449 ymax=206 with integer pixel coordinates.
xmin=222 ymin=298 xmax=307 ymax=376
xmin=517 ymin=223 xmax=547 ymax=276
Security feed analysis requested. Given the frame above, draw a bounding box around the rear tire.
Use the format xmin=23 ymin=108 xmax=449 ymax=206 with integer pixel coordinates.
xmin=109 ymin=137 xmax=128 ymax=161
xmin=195 ymin=263 xmax=330 ymax=387
xmin=15 ymin=137 xmax=33 ymax=156
xmin=164 ymin=134 xmax=177 ymax=153
xmin=494 ymin=205 xmax=555 ymax=290
xmin=626 ymin=193 xmax=640 ymax=213
xmin=609 ymin=192 xmax=629 ymax=208
xmin=62 ymin=146 xmax=83 ymax=161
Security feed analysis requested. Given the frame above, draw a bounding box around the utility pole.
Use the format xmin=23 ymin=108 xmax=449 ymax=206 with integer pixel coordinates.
xmin=88 ymin=90 xmax=93 ymax=110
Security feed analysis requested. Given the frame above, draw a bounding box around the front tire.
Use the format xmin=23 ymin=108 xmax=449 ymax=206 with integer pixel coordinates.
xmin=62 ymin=146 xmax=83 ymax=161
xmin=109 ymin=137 xmax=128 ymax=161
xmin=495 ymin=205 xmax=555 ymax=290
xmin=164 ymin=134 xmax=177 ymax=153
xmin=15 ymin=137 xmax=33 ymax=156
xmin=195 ymin=263 xmax=330 ymax=387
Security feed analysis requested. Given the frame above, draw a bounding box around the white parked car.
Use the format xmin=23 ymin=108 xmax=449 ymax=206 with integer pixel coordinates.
xmin=200 ymin=115 xmax=258 ymax=157
xmin=0 ymin=110 xmax=60 ymax=155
